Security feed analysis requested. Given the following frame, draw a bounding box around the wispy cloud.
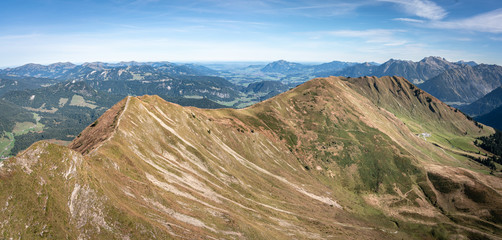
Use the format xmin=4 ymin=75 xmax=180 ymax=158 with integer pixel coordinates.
xmin=282 ymin=2 xmax=366 ymax=16
xmin=315 ymin=29 xmax=409 ymax=47
xmin=383 ymin=40 xmax=408 ymax=46
xmin=379 ymin=0 xmax=447 ymax=20
xmin=172 ymin=17 xmax=270 ymax=27
xmin=490 ymin=37 xmax=502 ymax=41
xmin=393 ymin=18 xmax=425 ymax=23
xmin=0 ymin=34 xmax=41 ymax=40
xmin=431 ymin=8 xmax=502 ymax=33
xmin=324 ymin=29 xmax=403 ymax=37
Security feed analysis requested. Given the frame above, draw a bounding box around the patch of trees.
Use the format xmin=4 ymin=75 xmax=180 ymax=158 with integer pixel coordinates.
xmin=470 ymin=155 xmax=497 ymax=170
xmin=10 ymin=106 xmax=107 ymax=155
xmin=3 ymin=81 xmax=124 ymax=109
xmin=474 ymin=130 xmax=502 ymax=170
xmin=0 ymin=100 xmax=35 ymax=133
xmin=85 ymin=75 xmax=240 ymax=101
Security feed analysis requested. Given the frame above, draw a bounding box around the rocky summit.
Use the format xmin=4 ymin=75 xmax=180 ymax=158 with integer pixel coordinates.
xmin=0 ymin=76 xmax=500 ymax=239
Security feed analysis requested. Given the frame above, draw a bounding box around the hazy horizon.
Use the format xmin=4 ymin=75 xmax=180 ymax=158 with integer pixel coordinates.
xmin=0 ymin=57 xmax=484 ymax=69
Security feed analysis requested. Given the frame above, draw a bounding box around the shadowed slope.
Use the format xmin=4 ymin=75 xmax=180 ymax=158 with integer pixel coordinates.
xmin=69 ymin=97 xmax=128 ymax=154
xmin=462 ymin=86 xmax=502 ymax=117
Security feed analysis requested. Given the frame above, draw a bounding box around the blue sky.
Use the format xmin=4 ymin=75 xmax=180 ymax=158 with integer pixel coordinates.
xmin=0 ymin=0 xmax=501 ymax=67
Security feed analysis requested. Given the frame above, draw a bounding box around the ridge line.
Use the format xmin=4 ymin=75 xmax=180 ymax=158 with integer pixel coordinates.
xmin=88 ymin=96 xmax=131 ymax=155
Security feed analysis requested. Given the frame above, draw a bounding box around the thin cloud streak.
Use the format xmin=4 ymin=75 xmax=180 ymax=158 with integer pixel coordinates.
xmin=281 ymin=2 xmax=366 ymax=16
xmin=324 ymin=29 xmax=405 ymax=37
xmin=393 ymin=18 xmax=425 ymax=23
xmin=311 ymin=29 xmax=410 ymax=48
xmin=379 ymin=0 xmax=447 ymax=20
xmin=430 ymin=8 xmax=502 ymax=33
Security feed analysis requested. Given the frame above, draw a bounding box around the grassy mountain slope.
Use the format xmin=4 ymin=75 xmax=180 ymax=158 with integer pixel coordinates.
xmin=345 ymin=76 xmax=489 ymax=155
xmin=0 ymin=76 xmax=500 ymax=239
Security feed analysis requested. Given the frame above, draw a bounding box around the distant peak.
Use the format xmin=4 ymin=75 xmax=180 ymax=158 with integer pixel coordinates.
xmin=48 ymin=62 xmax=76 ymax=68
xmin=385 ymin=58 xmax=412 ymax=63
xmin=21 ymin=63 xmax=44 ymax=67
xmin=82 ymin=62 xmax=108 ymax=70
xmin=268 ymin=60 xmax=294 ymax=65
xmin=456 ymin=60 xmax=477 ymax=66
xmin=421 ymin=56 xmax=447 ymax=62
xmin=261 ymin=60 xmax=304 ymax=73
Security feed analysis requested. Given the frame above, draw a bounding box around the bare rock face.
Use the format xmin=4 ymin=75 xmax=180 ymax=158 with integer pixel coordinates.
xmin=374 ymin=56 xmax=459 ymax=84
xmin=333 ymin=56 xmax=461 ymax=85
xmin=419 ymin=64 xmax=502 ymax=105
xmin=0 ymin=76 xmax=500 ymax=239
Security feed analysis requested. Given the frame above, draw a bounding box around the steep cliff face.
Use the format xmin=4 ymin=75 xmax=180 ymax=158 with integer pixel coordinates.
xmin=332 ymin=56 xmax=461 ymax=84
xmin=419 ymin=64 xmax=502 ymax=104
xmin=374 ymin=57 xmax=459 ymax=84
xmin=0 ymin=76 xmax=500 ymax=239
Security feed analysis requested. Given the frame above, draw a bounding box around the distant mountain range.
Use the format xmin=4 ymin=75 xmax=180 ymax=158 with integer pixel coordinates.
xmin=0 ymin=61 xmax=216 ymax=79
xmin=0 ymin=62 xmax=77 ymax=78
xmin=256 ymin=56 xmax=466 ymax=86
xmin=316 ymin=56 xmax=462 ymax=85
xmin=0 ymin=62 xmax=245 ymax=104
xmin=260 ymin=60 xmax=359 ymax=75
xmin=2 ymin=56 xmax=502 ymax=129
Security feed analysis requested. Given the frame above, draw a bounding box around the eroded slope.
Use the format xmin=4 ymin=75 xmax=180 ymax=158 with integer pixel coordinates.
xmin=1 ymin=76 xmax=500 ymax=239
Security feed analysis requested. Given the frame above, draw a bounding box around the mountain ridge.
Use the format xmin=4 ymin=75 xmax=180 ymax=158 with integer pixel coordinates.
xmin=1 ymin=76 xmax=500 ymax=239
